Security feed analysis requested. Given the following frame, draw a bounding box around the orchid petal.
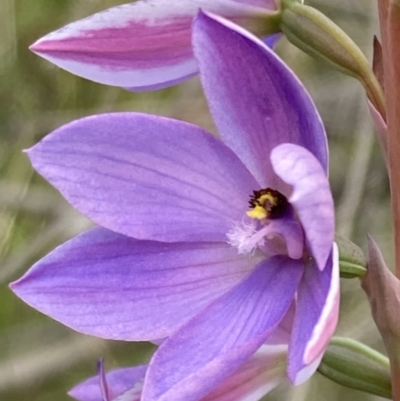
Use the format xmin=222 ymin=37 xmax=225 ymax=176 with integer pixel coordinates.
xmin=203 ymin=344 xmax=287 ymax=401
xmin=27 ymin=113 xmax=258 ymax=243
xmin=192 ymin=12 xmax=328 ymax=189
xmin=69 ymin=364 xmax=147 ymax=401
xmin=142 ymin=256 xmax=303 ymax=401
xmin=10 ymin=228 xmax=255 ymax=340
xmin=30 ymin=0 xmax=276 ymax=90
xmin=288 ymin=244 xmax=339 ymax=385
xmin=271 ymin=144 xmax=334 ymax=270
xmin=265 ymin=302 xmax=295 ymax=345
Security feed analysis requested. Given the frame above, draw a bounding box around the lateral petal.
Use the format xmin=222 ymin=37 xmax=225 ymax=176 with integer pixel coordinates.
xmin=271 ymin=143 xmax=334 ymax=270
xmin=30 ymin=0 xmax=276 ymax=90
xmin=27 ymin=113 xmax=258 ymax=243
xmin=11 ymin=228 xmax=255 ymax=340
xmin=287 ymin=244 xmax=340 ymax=385
xmin=193 ymin=12 xmax=328 ymax=189
xmin=142 ymin=256 xmax=303 ymax=401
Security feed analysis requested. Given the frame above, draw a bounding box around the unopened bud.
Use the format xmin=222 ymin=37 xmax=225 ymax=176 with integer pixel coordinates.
xmin=280 ymin=0 xmax=386 ymax=119
xmin=336 ymin=235 xmax=367 ymax=278
xmin=318 ymin=337 xmax=391 ymax=399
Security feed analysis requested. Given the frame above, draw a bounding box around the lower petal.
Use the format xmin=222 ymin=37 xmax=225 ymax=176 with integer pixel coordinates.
xmin=288 ymin=243 xmax=340 ymax=385
xmin=11 ymin=227 xmax=255 ymax=340
xmin=142 ymin=257 xmax=303 ymax=401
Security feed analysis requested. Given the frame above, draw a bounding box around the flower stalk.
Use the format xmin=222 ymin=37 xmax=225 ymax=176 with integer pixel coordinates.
xmin=373 ymin=3 xmax=400 ymax=397
xmin=382 ymin=1 xmax=400 ymax=280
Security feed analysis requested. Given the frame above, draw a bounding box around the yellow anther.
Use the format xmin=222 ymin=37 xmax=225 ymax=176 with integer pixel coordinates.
xmin=258 ymin=193 xmax=278 ymax=207
xmin=246 ymin=205 xmax=267 ymax=220
xmin=247 ymin=187 xmax=288 ymax=220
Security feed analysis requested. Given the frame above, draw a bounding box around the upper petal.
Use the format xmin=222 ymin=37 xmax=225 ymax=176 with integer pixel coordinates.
xmin=69 ymin=364 xmax=147 ymax=401
xmin=30 ymin=0 xmax=276 ymax=90
xmin=27 ymin=113 xmax=258 ymax=243
xmin=271 ymin=144 xmax=334 ymax=270
xmin=288 ymin=244 xmax=340 ymax=385
xmin=142 ymin=256 xmax=303 ymax=401
xmin=10 ymin=227 xmax=255 ymax=340
xmin=192 ymin=12 xmax=328 ymax=189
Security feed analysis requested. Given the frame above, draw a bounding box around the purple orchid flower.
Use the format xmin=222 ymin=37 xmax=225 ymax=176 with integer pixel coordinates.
xmin=11 ymin=12 xmax=339 ymax=401
xmin=29 ymin=0 xmax=280 ymax=90
xmin=69 ymin=350 xmax=288 ymax=401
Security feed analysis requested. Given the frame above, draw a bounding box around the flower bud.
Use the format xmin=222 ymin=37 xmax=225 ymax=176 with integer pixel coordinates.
xmin=318 ymin=337 xmax=391 ymax=399
xmin=280 ymin=0 xmax=386 ymax=119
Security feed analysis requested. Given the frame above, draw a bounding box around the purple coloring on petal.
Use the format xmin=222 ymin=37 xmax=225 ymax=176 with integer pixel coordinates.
xmin=193 ymin=12 xmax=328 ymax=189
xmin=271 ymin=143 xmax=334 ymax=270
xmin=266 ymin=205 xmax=304 ymax=259
xmin=70 ymin=343 xmax=286 ymax=401
xmin=30 ymin=0 xmax=276 ymax=90
xmin=11 ymin=227 xmax=256 ymax=340
xmin=288 ymin=244 xmax=339 ymax=385
xmin=27 ymin=112 xmax=258 ymax=243
xmin=142 ymin=256 xmax=303 ymax=401
xmin=203 ymin=344 xmax=287 ymax=401
xmin=265 ymin=301 xmax=295 ymax=346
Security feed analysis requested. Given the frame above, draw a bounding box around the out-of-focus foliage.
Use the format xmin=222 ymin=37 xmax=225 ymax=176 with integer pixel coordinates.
xmin=0 ymin=1 xmax=391 ymax=401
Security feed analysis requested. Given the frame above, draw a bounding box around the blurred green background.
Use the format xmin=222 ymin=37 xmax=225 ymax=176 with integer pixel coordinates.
xmin=0 ymin=0 xmax=392 ymax=400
